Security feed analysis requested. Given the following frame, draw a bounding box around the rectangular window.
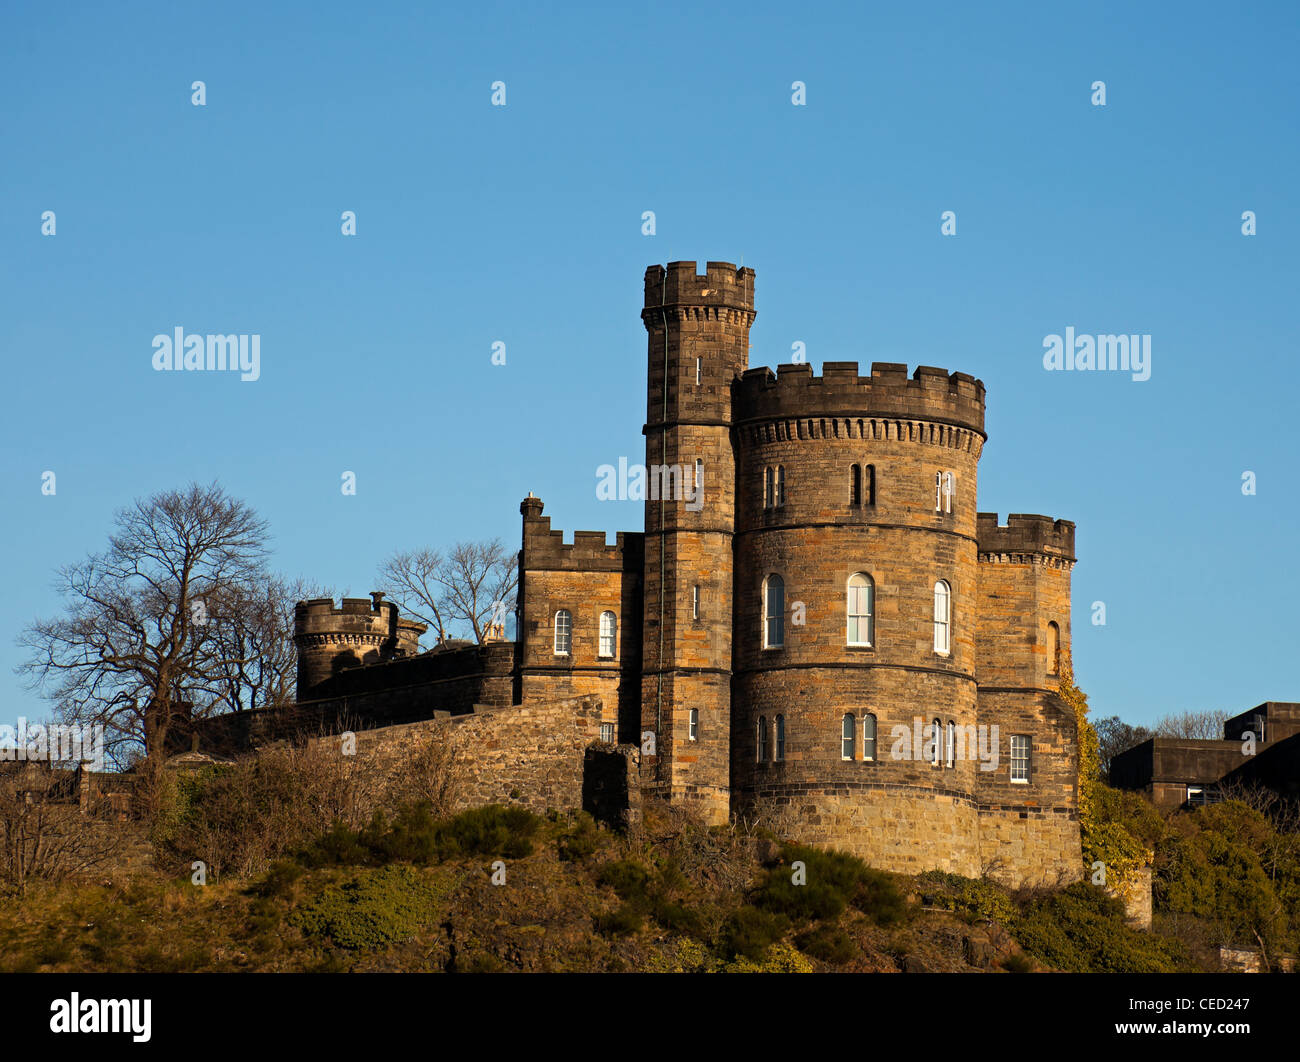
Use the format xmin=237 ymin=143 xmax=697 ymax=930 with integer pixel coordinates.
xmin=1010 ymin=735 xmax=1031 ymax=783
xmin=695 ymin=356 xmax=702 ymax=384
xmin=688 ymin=709 xmax=699 ymax=741
xmin=599 ymin=722 xmax=615 ymax=743
xmin=692 ymin=584 xmax=700 ymax=620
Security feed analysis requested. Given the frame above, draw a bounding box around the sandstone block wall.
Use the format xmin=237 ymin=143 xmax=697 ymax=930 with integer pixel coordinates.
xmin=306 ymin=694 xmax=606 ymax=816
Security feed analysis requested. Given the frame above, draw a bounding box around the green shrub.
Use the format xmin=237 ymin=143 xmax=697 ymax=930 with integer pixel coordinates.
xmin=756 ymin=844 xmax=904 ymax=926
xmin=248 ymin=860 xmax=304 ymax=898
xmin=297 ymin=804 xmax=543 ymax=868
xmin=918 ymin=870 xmax=1016 ymax=925
xmin=1014 ymin=881 xmax=1187 ymax=973
xmin=652 ymin=900 xmax=706 ymax=939
xmin=720 ymin=906 xmax=788 ymax=961
xmin=597 ymin=860 xmax=651 ymax=903
xmin=290 ymin=865 xmax=442 ymax=950
xmin=795 ymin=924 xmax=856 ymax=965
xmin=556 ymin=812 xmax=603 ymax=862
xmin=595 ymin=903 xmax=644 ymax=936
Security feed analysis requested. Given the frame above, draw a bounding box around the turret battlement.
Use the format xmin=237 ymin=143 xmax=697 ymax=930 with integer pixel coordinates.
xmin=643 ymin=261 xmax=756 ymax=321
xmin=735 ymin=361 xmax=986 ymax=435
xmin=520 ymin=495 xmax=644 ymax=572
xmin=977 ymin=513 xmax=1076 ymax=562
xmin=294 ymin=593 xmax=398 ymax=635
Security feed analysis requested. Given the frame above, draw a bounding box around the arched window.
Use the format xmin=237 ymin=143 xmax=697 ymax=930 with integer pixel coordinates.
xmin=763 ymin=466 xmax=774 ymax=509
xmin=842 ymin=713 xmax=856 ymax=760
xmin=553 ymin=610 xmax=572 ymax=655
xmin=847 ymin=573 xmax=874 ymax=646
xmin=1047 ymin=621 xmax=1060 ymax=675
xmin=850 ymin=464 xmax=862 ymax=506
xmin=688 ymin=708 xmax=699 ymax=741
xmin=933 ymin=580 xmax=951 ymax=654
xmin=863 ymin=713 xmax=876 ymax=761
xmin=946 ymin=720 xmax=956 ymax=768
xmin=775 ymin=715 xmax=785 ymax=761
xmin=865 ymin=464 xmax=876 ymax=506
xmin=764 ymin=574 xmax=785 ymax=648
xmin=932 ymin=717 xmax=942 ymax=766
xmin=598 ymin=611 xmax=616 ymax=658
xmin=776 ymin=465 xmax=786 ymax=506
xmin=756 ymin=716 xmax=768 ymax=762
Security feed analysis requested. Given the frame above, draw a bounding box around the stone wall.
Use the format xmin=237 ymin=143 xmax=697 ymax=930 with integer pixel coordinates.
xmin=305 ymin=694 xmax=606 ymax=817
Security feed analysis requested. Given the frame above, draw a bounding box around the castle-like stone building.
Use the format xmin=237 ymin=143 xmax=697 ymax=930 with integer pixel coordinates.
xmin=184 ymin=261 xmax=1084 ymax=887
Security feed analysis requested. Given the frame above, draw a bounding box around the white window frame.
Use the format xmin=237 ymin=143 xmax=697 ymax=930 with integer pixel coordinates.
xmin=842 ymin=713 xmax=856 ymax=761
xmin=1010 ymin=734 xmax=1031 ymax=784
xmin=931 ymin=718 xmax=942 ymax=766
xmin=695 ymin=356 xmax=702 ymax=384
xmin=863 ymin=713 xmax=876 ymax=762
xmin=598 ymin=610 xmax=616 ymax=658
xmin=847 ymin=572 xmax=874 ymax=647
xmin=775 ymin=714 xmax=785 ymax=762
xmin=763 ymin=574 xmax=785 ymax=648
xmin=756 ymin=716 xmax=767 ymax=763
xmin=946 ymin=720 xmax=956 ymax=768
xmin=933 ymin=580 xmax=951 ymax=655
xmin=763 ymin=466 xmax=773 ymax=509
xmin=776 ymin=465 xmax=786 ymax=506
xmin=692 ymin=584 xmax=700 ymax=620
xmin=599 ymin=721 xmax=616 ymax=743
xmin=553 ymin=609 xmax=572 ymax=655
xmin=688 ymin=708 xmax=699 ymax=741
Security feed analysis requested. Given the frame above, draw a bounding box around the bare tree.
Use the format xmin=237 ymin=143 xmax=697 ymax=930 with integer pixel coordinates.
xmin=444 ymin=539 xmax=517 ymax=643
xmin=1094 ymin=716 xmax=1155 ymax=778
xmin=196 ymin=575 xmax=334 ymax=714
xmin=378 ymin=539 xmax=517 ymax=644
xmin=1154 ymin=709 xmax=1231 ymax=741
xmin=17 ymin=482 xmax=270 ymax=778
xmin=377 ymin=548 xmax=451 ymax=642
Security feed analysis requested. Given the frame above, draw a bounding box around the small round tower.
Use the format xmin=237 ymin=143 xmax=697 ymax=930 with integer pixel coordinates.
xmin=294 ymin=591 xmax=402 ymax=701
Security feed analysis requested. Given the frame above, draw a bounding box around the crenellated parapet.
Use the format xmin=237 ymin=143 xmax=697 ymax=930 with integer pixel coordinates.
xmin=642 ymin=261 xmax=757 ymax=329
xmin=977 ymin=513 xmax=1076 ymax=567
xmin=735 ymin=362 xmax=986 ymax=440
xmin=294 ymin=592 xmax=412 ymax=700
xmin=520 ymin=495 xmax=643 ymax=573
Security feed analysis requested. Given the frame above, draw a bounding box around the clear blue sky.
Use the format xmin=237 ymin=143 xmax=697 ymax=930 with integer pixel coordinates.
xmin=2 ymin=1 xmax=1296 ymax=729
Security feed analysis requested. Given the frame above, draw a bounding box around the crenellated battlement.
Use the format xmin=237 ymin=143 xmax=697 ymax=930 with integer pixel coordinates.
xmin=977 ymin=513 xmax=1076 ymax=563
xmin=642 ymin=261 xmax=756 ymax=328
xmin=295 ymin=593 xmax=398 ymax=636
xmin=520 ymin=495 xmax=644 ymax=572
xmin=735 ymin=362 xmax=986 ymax=435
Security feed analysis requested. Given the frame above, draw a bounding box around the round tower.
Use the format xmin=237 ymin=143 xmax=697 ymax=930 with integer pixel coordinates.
xmin=640 ymin=261 xmax=755 ymax=824
xmin=294 ymin=592 xmax=401 ymax=701
xmin=731 ymin=360 xmax=988 ymax=875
